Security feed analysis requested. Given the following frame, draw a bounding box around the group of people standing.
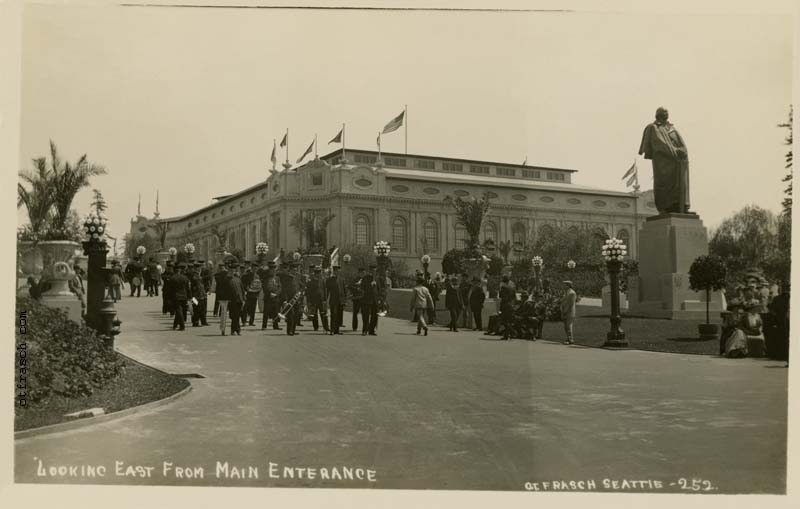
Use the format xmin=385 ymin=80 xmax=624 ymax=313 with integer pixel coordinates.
xmin=105 ymin=256 xmax=165 ymax=301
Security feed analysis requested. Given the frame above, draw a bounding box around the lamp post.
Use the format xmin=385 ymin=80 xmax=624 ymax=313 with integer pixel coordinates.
xmin=81 ymin=212 xmax=121 ymax=348
xmin=256 ymin=242 xmax=269 ymax=266
xmin=342 ymin=253 xmax=351 ymax=266
xmin=421 ymin=254 xmax=431 ymax=280
xmin=532 ymin=256 xmax=544 ymax=293
xmin=184 ymin=242 xmax=195 ymax=265
xmin=374 ymin=241 xmax=391 ymax=316
xmin=602 ymin=238 xmax=629 ymax=348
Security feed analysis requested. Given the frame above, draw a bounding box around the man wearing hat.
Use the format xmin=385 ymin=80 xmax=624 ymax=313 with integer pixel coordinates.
xmin=227 ymin=264 xmax=246 ymax=335
xmin=326 ymin=265 xmax=346 ymax=335
xmin=161 ymin=261 xmax=174 ymax=315
xmin=349 ymin=267 xmax=366 ymax=331
xmin=306 ymin=265 xmax=329 ymax=332
xmin=171 ymin=263 xmax=192 ymax=331
xmin=560 ymin=280 xmax=577 ymax=345
xmin=277 ymin=261 xmax=299 ymax=336
xmin=213 ymin=263 xmax=225 ymax=316
xmin=360 ymin=266 xmax=379 ymax=335
xmin=215 ymin=264 xmax=231 ymax=335
xmin=468 ymin=276 xmax=486 ymax=331
xmin=189 ymin=263 xmax=208 ymax=327
xmin=108 ymin=260 xmax=125 ymax=303
xmin=262 ymin=261 xmax=282 ymax=330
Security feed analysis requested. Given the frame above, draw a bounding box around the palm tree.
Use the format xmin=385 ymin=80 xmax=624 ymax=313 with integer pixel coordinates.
xmin=17 ymin=156 xmax=55 ymax=235
xmin=49 ymin=141 xmax=106 ymax=230
xmin=444 ymin=192 xmax=492 ymax=257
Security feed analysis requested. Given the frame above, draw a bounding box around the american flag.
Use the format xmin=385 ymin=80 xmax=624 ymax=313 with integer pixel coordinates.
xmin=381 ymin=110 xmax=405 ymax=134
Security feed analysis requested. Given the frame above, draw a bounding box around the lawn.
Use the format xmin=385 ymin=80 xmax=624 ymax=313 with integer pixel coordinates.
xmin=15 ymin=356 xmax=190 ymax=432
xmin=539 ymin=308 xmax=720 ymax=355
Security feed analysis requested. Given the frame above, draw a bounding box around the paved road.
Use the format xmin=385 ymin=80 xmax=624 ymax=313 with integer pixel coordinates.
xmin=15 ymin=296 xmax=788 ymax=493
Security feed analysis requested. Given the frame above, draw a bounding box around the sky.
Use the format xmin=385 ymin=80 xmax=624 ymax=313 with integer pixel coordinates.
xmin=16 ymin=2 xmax=794 ymax=243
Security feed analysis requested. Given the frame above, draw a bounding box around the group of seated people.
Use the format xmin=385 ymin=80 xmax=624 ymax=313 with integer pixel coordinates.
xmin=720 ymin=275 xmax=789 ymax=363
xmin=485 ymin=290 xmax=549 ymax=340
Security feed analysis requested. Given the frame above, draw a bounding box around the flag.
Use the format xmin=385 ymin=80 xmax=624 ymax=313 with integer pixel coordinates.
xmin=626 ymin=172 xmax=639 ymax=188
xmin=296 ymin=138 xmax=315 ymax=163
xmin=522 ymin=157 xmax=528 ymax=166
xmin=376 ymin=132 xmax=381 ymax=150
xmin=622 ymin=161 xmax=637 ymax=180
xmin=381 ymin=110 xmax=405 ymax=134
xmin=270 ymin=140 xmax=277 ymax=166
xmin=280 ymin=132 xmax=288 ymax=148
xmin=328 ymin=128 xmax=343 ymax=144
xmin=330 ymin=247 xmax=340 ymax=267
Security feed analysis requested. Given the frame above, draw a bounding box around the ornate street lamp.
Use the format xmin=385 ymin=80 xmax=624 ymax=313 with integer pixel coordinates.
xmin=421 ymin=254 xmax=431 ymax=279
xmin=81 ymin=211 xmax=121 ymax=347
xmin=374 ymin=241 xmax=391 ymax=316
xmin=567 ymin=259 xmax=576 ymax=270
xmin=602 ymin=238 xmax=629 ymax=348
xmin=256 ymin=242 xmax=269 ymax=265
xmin=342 ymin=253 xmax=352 ymax=265
xmin=531 ymin=255 xmax=544 ymax=292
xmin=168 ymin=246 xmax=177 ymax=262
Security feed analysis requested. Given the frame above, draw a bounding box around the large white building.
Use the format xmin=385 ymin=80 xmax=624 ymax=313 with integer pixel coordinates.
xmin=132 ymin=148 xmax=657 ymax=271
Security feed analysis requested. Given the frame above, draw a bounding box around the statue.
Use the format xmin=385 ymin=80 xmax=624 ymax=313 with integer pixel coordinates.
xmin=639 ymin=107 xmax=690 ymax=213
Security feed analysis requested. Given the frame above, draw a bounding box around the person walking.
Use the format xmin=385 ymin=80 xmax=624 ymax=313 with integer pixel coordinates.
xmin=560 ymin=280 xmax=577 ymax=345
xmin=228 ymin=265 xmax=246 ymax=336
xmin=108 ymin=260 xmax=125 ymax=302
xmin=262 ymin=262 xmax=282 ymax=330
xmin=349 ymin=267 xmax=366 ymax=331
xmin=427 ymin=272 xmax=442 ymax=325
xmin=445 ymin=275 xmax=463 ymax=332
xmin=213 ymin=263 xmax=225 ymax=316
xmin=360 ymin=270 xmax=378 ymax=336
xmin=215 ymin=265 xmax=231 ymax=335
xmin=245 ymin=272 xmax=262 ymax=326
xmin=306 ymin=266 xmax=329 ymax=332
xmin=459 ymin=273 xmax=473 ymax=330
xmin=410 ymin=276 xmax=434 ymax=336
xmin=532 ymin=290 xmax=547 ymax=340
xmin=469 ymin=276 xmax=486 ymax=331
xmin=189 ymin=264 xmax=208 ymax=327
xmin=170 ymin=264 xmax=191 ymax=331
xmin=326 ymin=265 xmax=346 ymax=335
xmin=161 ymin=262 xmax=174 ymax=315
xmin=498 ymin=275 xmax=517 ymax=340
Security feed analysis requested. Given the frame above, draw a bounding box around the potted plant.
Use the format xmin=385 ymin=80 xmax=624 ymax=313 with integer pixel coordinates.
xmin=688 ymin=254 xmax=727 ymax=340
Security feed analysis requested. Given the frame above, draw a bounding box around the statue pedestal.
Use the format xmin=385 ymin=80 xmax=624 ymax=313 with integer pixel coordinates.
xmin=629 ymin=213 xmax=723 ymax=319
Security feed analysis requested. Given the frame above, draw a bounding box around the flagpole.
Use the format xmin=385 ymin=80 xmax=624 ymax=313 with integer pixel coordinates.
xmin=272 ymin=139 xmax=276 ymax=171
xmin=378 ymin=132 xmax=382 ymax=162
xmin=404 ymin=104 xmax=408 ymax=154
xmin=342 ymin=123 xmax=346 ymax=163
xmin=314 ymin=133 xmax=318 ymax=159
xmin=285 ymin=128 xmax=289 ymax=168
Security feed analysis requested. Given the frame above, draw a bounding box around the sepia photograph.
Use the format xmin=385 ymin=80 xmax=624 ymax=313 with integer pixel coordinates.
xmin=4 ymin=0 xmax=797 ymax=505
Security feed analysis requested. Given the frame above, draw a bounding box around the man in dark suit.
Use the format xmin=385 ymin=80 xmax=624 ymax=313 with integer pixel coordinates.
xmin=469 ymin=276 xmax=486 ymax=331
xmin=361 ymin=267 xmax=379 ymax=336
xmin=326 ymin=265 xmax=346 ymax=335
xmin=306 ymin=266 xmax=329 ymax=332
xmin=240 ymin=262 xmax=255 ymax=324
xmin=228 ymin=264 xmax=246 ymax=336
xmin=189 ymin=263 xmax=208 ymax=327
xmin=262 ymin=262 xmax=282 ymax=330
xmin=215 ymin=265 xmax=231 ymax=335
xmin=171 ymin=264 xmax=192 ymax=331
xmin=349 ymin=267 xmax=366 ymax=331
xmin=277 ymin=262 xmax=298 ymax=336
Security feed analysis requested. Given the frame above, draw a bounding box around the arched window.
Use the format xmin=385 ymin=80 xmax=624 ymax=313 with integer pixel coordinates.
xmin=482 ymin=221 xmax=497 ymax=243
xmin=424 ymin=218 xmax=439 ymax=252
xmin=392 ymin=217 xmax=408 ymax=251
xmin=354 ymin=215 xmax=370 ymax=246
xmin=512 ymin=222 xmax=526 ymax=248
xmin=617 ymin=229 xmax=630 ymax=245
xmin=454 ymin=222 xmax=468 ymax=250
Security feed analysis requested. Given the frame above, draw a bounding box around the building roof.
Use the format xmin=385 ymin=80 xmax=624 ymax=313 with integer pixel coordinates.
xmin=383 ymin=167 xmax=631 ymax=197
xmin=320 ymin=148 xmax=578 ymax=173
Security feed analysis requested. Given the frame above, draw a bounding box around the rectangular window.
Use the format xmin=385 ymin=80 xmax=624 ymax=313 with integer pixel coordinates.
xmin=354 ymin=154 xmax=377 ymax=164
xmin=384 ymin=157 xmax=407 ymax=167
xmin=496 ymin=167 xmax=516 ymax=177
xmin=547 ymin=172 xmax=566 ymax=181
xmin=311 ymin=174 xmax=323 ymax=186
xmin=442 ymin=162 xmax=463 ymax=173
xmin=414 ymin=159 xmax=435 ymax=170
xmin=522 ymin=169 xmax=541 ymax=179
xmin=469 ymin=165 xmax=490 ymax=175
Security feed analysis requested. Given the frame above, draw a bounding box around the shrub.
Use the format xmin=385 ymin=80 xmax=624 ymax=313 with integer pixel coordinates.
xmin=688 ymin=255 xmax=727 ymax=324
xmin=15 ymin=297 xmax=124 ymax=405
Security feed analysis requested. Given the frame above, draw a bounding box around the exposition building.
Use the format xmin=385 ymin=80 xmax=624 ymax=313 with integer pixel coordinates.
xmin=130 ymin=148 xmax=657 ymax=272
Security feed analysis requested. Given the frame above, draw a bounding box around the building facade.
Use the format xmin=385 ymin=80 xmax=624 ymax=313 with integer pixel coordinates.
xmin=137 ymin=149 xmax=657 ymax=272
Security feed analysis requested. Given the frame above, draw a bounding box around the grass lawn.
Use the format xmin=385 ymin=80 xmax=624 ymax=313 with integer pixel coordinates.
xmin=538 ymin=307 xmax=720 ymax=355
xmin=15 ymin=356 xmax=190 ymax=432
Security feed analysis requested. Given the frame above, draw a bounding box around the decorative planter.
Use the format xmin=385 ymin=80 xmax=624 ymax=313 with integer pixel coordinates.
xmin=698 ymin=323 xmax=720 ymax=340
xmin=17 ymin=241 xmax=44 ymax=276
xmin=38 ymin=240 xmax=82 ymax=297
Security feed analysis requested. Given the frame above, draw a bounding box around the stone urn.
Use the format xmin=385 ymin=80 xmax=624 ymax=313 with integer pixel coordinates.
xmin=38 ymin=240 xmax=82 ymax=297
xmin=17 ymin=241 xmax=44 ymax=276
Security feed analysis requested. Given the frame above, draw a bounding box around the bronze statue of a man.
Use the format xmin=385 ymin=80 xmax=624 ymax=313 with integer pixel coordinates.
xmin=639 ymin=107 xmax=690 ymax=213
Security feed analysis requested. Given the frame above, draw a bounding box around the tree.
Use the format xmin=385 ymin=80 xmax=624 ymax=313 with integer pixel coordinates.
xmin=688 ymin=255 xmax=727 ymax=325
xmin=441 ymin=248 xmax=466 ymax=275
xmin=444 ymin=192 xmax=492 ymax=257
xmin=709 ymin=205 xmax=778 ymax=285
xmin=778 ymin=105 xmax=793 ymax=216
xmin=17 ymin=156 xmax=55 ymax=235
xmin=289 ymin=210 xmax=335 ymax=252
xmin=90 ymin=189 xmax=108 ymax=215
xmin=48 ymin=141 xmax=106 ymax=230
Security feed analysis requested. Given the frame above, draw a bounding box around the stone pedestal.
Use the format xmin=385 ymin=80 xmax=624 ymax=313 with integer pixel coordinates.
xmin=628 ymin=213 xmax=723 ymax=319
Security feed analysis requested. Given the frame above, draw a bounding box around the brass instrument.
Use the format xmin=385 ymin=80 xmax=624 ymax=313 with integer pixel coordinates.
xmin=277 ymin=268 xmax=307 ymax=320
